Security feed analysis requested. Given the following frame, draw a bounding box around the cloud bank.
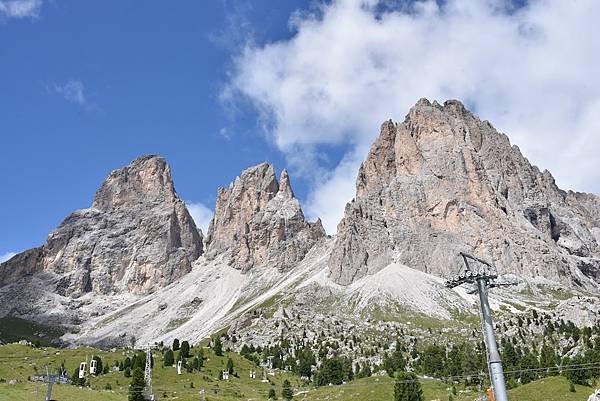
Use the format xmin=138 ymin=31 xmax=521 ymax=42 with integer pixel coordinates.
xmin=225 ymin=0 xmax=600 ymax=233
xmin=0 ymin=0 xmax=41 ymax=19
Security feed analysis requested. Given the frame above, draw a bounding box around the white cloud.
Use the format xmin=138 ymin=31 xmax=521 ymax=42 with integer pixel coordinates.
xmin=48 ymin=80 xmax=87 ymax=105
xmin=0 ymin=252 xmax=16 ymax=263
xmin=225 ymin=0 xmax=600 ymax=234
xmin=0 ymin=0 xmax=42 ymax=18
xmin=219 ymin=127 xmax=231 ymax=140
xmin=185 ymin=201 xmax=214 ymax=236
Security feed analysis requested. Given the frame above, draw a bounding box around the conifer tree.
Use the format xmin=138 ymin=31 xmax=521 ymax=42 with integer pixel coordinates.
xmin=180 ymin=340 xmax=190 ymax=358
xmin=282 ymin=379 xmax=293 ymax=401
xmin=128 ymin=367 xmax=145 ymax=401
xmin=163 ymin=349 xmax=175 ymax=367
xmin=394 ymin=372 xmax=423 ymax=401
xmin=213 ymin=337 xmax=223 ymax=356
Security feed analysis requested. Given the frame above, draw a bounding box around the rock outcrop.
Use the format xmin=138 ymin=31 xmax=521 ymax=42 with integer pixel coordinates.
xmin=0 ymin=155 xmax=203 ymax=296
xmin=205 ymin=163 xmax=325 ymax=272
xmin=329 ymin=99 xmax=600 ymax=288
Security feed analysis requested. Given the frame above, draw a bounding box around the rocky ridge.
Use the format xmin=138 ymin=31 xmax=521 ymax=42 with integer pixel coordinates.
xmin=0 ymin=155 xmax=203 ymax=296
xmin=205 ymin=163 xmax=325 ymax=272
xmin=329 ymin=99 xmax=600 ymax=288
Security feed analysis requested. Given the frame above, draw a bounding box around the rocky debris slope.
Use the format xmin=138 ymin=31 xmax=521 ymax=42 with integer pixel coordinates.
xmin=205 ymin=163 xmax=325 ymax=272
xmin=556 ymin=296 xmax=600 ymax=328
xmin=329 ymin=99 xmax=600 ymax=288
xmin=0 ymin=155 xmax=203 ymax=297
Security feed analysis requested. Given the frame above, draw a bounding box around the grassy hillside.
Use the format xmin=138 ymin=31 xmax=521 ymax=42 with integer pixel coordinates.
xmin=303 ymin=375 xmax=592 ymax=401
xmin=0 ymin=344 xmax=594 ymax=401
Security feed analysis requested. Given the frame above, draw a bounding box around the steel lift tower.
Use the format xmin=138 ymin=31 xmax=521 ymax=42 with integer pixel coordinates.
xmin=445 ymin=252 xmax=509 ymax=401
xmin=144 ymin=345 xmax=155 ymax=401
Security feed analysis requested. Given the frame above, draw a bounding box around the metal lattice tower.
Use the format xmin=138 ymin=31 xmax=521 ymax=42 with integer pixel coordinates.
xmin=445 ymin=252 xmax=510 ymax=401
xmin=45 ymin=366 xmax=53 ymax=401
xmin=144 ymin=345 xmax=155 ymax=401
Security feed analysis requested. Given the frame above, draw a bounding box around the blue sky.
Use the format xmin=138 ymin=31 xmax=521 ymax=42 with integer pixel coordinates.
xmin=2 ymin=0 xmax=600 ymax=261
xmin=0 ymin=1 xmax=312 ymax=257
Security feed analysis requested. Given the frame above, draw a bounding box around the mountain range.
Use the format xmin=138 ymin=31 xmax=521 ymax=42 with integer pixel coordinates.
xmin=1 ymin=98 xmax=599 ymax=348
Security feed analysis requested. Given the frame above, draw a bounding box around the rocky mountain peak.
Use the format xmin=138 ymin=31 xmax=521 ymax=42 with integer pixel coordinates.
xmin=0 ymin=155 xmax=203 ymax=297
xmin=206 ymin=163 xmax=324 ymax=272
xmin=93 ymin=155 xmax=176 ymax=211
xmin=329 ymin=98 xmax=600 ymax=287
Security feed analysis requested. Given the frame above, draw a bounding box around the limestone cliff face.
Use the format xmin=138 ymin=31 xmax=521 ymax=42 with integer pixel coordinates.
xmin=329 ymin=99 xmax=600 ymax=288
xmin=0 ymin=155 xmax=203 ymax=296
xmin=205 ymin=163 xmax=325 ymax=272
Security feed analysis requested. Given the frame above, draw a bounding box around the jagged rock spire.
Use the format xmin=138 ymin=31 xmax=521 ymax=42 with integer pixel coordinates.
xmin=279 ymin=169 xmax=294 ymax=198
xmin=329 ymin=99 xmax=600 ymax=288
xmin=206 ymin=163 xmax=324 ymax=272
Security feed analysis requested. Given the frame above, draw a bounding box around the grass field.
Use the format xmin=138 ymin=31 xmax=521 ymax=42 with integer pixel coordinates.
xmin=0 ymin=344 xmax=594 ymax=400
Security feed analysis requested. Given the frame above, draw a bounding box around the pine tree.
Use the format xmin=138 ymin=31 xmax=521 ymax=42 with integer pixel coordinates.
xmin=268 ymin=388 xmax=277 ymax=400
xmin=298 ymin=348 xmax=316 ymax=378
xmin=315 ymin=357 xmax=345 ymax=386
xmin=539 ymin=342 xmax=558 ymax=376
xmin=180 ymin=341 xmax=190 ymax=358
xmin=128 ymin=367 xmax=145 ymax=401
xmin=164 ymin=349 xmax=175 ymax=367
xmin=227 ymin=357 xmax=234 ymax=374
xmin=519 ymin=352 xmax=539 ymax=384
xmin=394 ymin=372 xmax=423 ymax=401
xmin=213 ymin=337 xmax=223 ymax=356
xmin=282 ymin=379 xmax=293 ymax=401
xmin=172 ymin=338 xmax=180 ymax=351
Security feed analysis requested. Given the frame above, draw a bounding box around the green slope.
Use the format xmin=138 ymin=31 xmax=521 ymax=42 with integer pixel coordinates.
xmin=0 ymin=344 xmax=594 ymax=401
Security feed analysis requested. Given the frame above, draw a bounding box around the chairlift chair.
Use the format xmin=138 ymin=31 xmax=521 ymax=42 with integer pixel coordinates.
xmin=90 ymin=359 xmax=98 ymax=375
xmin=78 ymin=362 xmax=87 ymax=379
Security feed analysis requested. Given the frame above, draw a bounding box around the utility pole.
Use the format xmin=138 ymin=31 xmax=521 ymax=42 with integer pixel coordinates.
xmin=445 ymin=252 xmax=509 ymax=401
xmin=144 ymin=344 xmax=155 ymax=401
